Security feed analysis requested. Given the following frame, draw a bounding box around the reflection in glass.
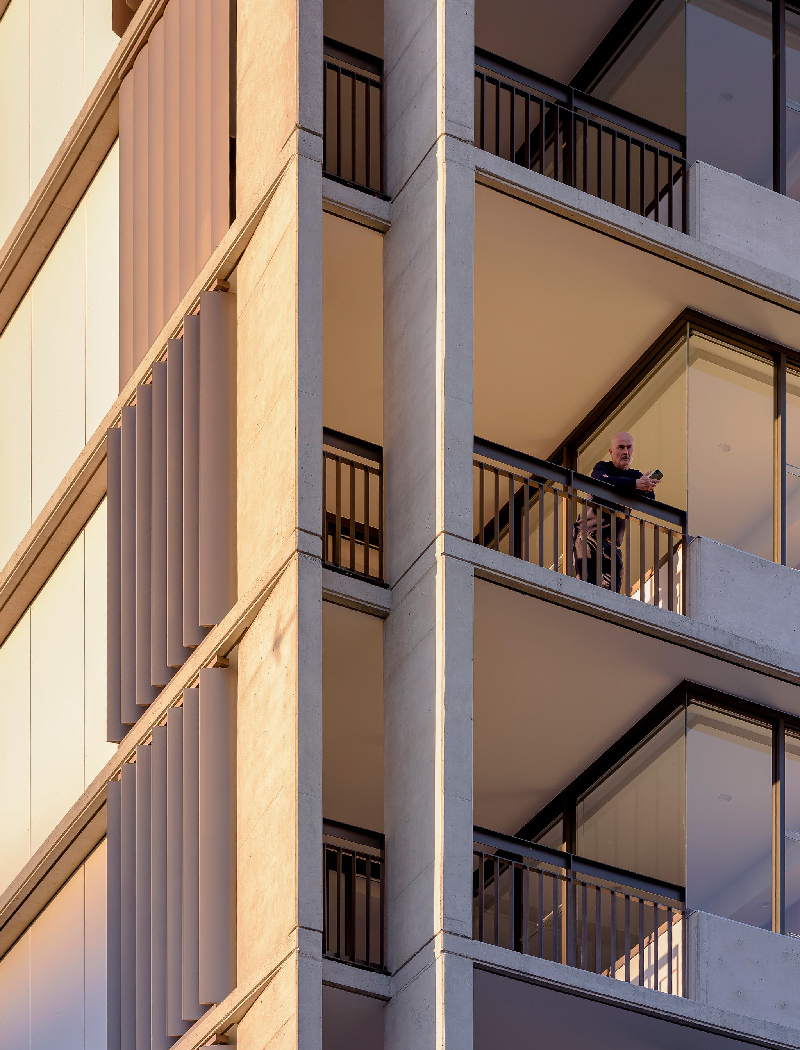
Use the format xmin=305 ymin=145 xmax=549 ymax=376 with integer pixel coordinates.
xmin=686 ymin=704 xmax=772 ymax=927
xmin=593 ymin=0 xmax=686 ymax=136
xmin=535 ymin=819 xmax=565 ymax=852
xmin=787 ymin=368 xmax=800 ymax=570
xmin=577 ymin=337 xmax=688 ymax=513
xmin=688 ymin=334 xmax=774 ymax=560
xmin=686 ymin=0 xmax=773 ymax=188
xmin=785 ymin=730 xmax=800 ymax=935
xmin=576 ymin=710 xmax=686 ymax=887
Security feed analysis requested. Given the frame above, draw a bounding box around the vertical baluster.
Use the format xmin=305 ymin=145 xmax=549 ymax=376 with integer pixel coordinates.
xmin=522 ymin=863 xmax=530 ymax=955
xmin=668 ymin=153 xmax=674 ymax=228
xmin=508 ymin=472 xmax=515 ymax=557
xmin=667 ymin=907 xmax=674 ymax=995
xmin=625 ymin=136 xmax=632 ymax=211
xmin=653 ymin=525 xmax=660 ymax=607
xmin=581 ymin=498 xmax=588 ymax=581
xmin=639 ymin=518 xmax=646 ymax=601
xmin=336 ymin=847 xmax=343 ymax=958
xmin=595 ymin=505 xmax=603 ymax=588
xmin=335 ymin=456 xmax=342 ymax=567
xmin=553 ymin=873 xmax=561 ymax=963
xmin=478 ymin=852 xmax=485 ymax=942
xmin=525 ymin=92 xmax=531 ymax=168
xmin=554 ymin=106 xmax=561 ymax=182
xmin=581 ymin=880 xmax=588 ymax=969
xmin=495 ymin=80 xmax=501 ymax=157
xmin=565 ymin=485 xmax=573 ymax=577
xmin=595 ymin=885 xmax=602 ymax=974
xmin=322 ymin=452 xmax=328 ymax=563
xmin=624 ymin=895 xmax=631 ymax=984
xmin=610 ymin=511 xmax=617 ymax=592
xmin=538 ymin=870 xmax=545 ymax=959
xmin=365 ymin=855 xmax=372 ymax=965
xmin=610 ymin=890 xmax=617 ymax=977
xmin=611 ymin=129 xmax=618 ymax=205
xmin=654 ymin=148 xmax=660 ymax=225
xmin=510 ymin=88 xmax=516 ymax=162
xmin=553 ymin=486 xmax=560 ymax=572
xmin=364 ymin=466 xmax=371 ymax=578
xmin=377 ymin=464 xmax=385 ymax=581
xmin=523 ymin=478 xmax=530 ymax=562
xmin=539 ymin=98 xmax=545 ymax=175
xmin=478 ymin=462 xmax=485 ymax=545
xmin=493 ymin=858 xmax=500 ymax=945
xmin=336 ymin=67 xmax=343 ymax=178
xmin=349 ymin=849 xmax=357 ymax=962
xmin=640 ymin=143 xmax=646 ymax=215
xmin=365 ymin=77 xmax=373 ymax=190
xmin=494 ymin=468 xmax=501 ymax=551
xmin=652 ymin=902 xmax=659 ymax=991
xmin=322 ymin=846 xmax=329 ymax=954
xmin=323 ymin=63 xmax=328 ymax=173
xmin=480 ymin=74 xmax=486 ymax=151
xmin=582 ymin=117 xmax=589 ymax=191
xmin=638 ymin=898 xmax=645 ymax=986
xmin=351 ymin=74 xmax=357 ymax=184
xmin=668 ymin=529 xmax=675 ymax=612
xmin=538 ymin=482 xmax=545 ymax=567
xmin=379 ymin=854 xmax=385 ymax=968
xmin=625 ymin=513 xmax=631 ymax=596
xmin=350 ymin=461 xmax=357 ymax=570
xmin=597 ymin=124 xmax=603 ymax=200
xmin=508 ymin=860 xmax=516 ymax=950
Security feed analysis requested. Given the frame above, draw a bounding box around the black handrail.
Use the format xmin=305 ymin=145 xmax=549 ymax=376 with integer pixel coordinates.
xmin=475 ymin=47 xmax=685 ymax=155
xmin=473 ymin=826 xmax=684 ymax=904
xmin=324 ymin=37 xmax=383 ymax=77
xmin=324 ymin=427 xmax=383 ymax=465
xmin=474 ymin=436 xmax=686 ymax=530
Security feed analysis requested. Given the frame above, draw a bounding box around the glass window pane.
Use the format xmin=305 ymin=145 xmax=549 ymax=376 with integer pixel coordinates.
xmin=535 ymin=818 xmax=565 ymax=852
xmin=576 ymin=709 xmax=686 ymax=887
xmin=687 ymin=0 xmax=773 ymax=189
xmin=688 ymin=334 xmax=775 ymax=560
xmin=592 ymin=0 xmax=686 ymax=136
xmin=686 ymin=703 xmax=772 ymax=927
xmin=577 ymin=336 xmax=688 ymax=512
xmin=787 ymin=366 xmax=800 ymax=569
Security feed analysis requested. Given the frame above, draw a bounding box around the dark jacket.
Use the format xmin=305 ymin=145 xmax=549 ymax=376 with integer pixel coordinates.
xmin=573 ymin=461 xmax=655 ymax=553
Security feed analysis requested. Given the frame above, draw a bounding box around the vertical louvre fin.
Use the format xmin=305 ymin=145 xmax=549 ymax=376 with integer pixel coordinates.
xmin=107 ymin=427 xmax=125 ymax=741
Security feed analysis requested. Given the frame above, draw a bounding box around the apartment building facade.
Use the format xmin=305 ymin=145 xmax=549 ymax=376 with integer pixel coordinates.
xmin=3 ymin=0 xmax=800 ymax=1047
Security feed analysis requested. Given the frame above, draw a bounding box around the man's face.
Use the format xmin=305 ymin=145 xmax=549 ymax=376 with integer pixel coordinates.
xmin=609 ymin=433 xmax=634 ymax=470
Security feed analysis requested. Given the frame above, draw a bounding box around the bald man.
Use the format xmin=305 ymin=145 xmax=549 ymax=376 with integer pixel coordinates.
xmin=573 ymin=432 xmax=660 ymax=592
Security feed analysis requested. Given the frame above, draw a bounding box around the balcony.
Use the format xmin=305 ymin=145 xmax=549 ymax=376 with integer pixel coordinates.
xmin=473 ymin=826 xmax=684 ymax=996
xmin=323 ymin=429 xmax=384 ymax=582
xmin=323 ymin=820 xmax=385 ymax=971
xmin=474 ymin=437 xmax=688 ymax=612
xmin=474 ymin=48 xmax=687 ymax=232
xmin=323 ymin=39 xmax=384 ymax=196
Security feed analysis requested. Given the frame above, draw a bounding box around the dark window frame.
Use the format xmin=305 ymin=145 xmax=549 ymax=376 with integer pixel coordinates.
xmin=517 ymin=679 xmax=796 ymax=933
xmin=549 ymin=307 xmax=798 ymax=565
xmin=572 ymin=0 xmax=800 ymax=197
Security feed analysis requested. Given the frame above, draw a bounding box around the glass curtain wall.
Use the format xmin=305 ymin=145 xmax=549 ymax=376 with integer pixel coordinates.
xmin=576 ymin=323 xmax=789 ymax=564
xmin=559 ymin=693 xmax=800 ymax=933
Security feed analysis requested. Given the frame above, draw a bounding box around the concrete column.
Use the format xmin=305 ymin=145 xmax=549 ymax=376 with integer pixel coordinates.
xmin=234 ymin=2 xmax=323 ymax=1048
xmin=383 ymin=0 xmax=475 ymax=1047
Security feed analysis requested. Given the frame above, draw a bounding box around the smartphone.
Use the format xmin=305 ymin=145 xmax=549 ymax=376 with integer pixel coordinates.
xmin=648 ymin=469 xmax=664 ymax=481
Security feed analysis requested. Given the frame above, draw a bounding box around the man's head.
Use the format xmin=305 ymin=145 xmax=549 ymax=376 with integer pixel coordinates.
xmin=609 ymin=431 xmax=634 ymax=470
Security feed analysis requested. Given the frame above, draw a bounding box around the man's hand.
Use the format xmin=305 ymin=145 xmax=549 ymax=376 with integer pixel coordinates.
xmin=636 ymin=474 xmax=659 ymax=493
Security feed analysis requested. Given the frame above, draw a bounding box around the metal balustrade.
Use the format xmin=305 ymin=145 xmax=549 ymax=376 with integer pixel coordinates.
xmin=474 ymin=438 xmax=688 ymax=613
xmin=473 ymin=827 xmax=684 ymax=996
xmin=323 ymin=429 xmax=384 ymax=581
xmin=323 ymin=820 xmax=385 ymax=970
xmin=475 ymin=48 xmax=687 ymax=232
xmin=323 ymin=39 xmax=384 ymax=195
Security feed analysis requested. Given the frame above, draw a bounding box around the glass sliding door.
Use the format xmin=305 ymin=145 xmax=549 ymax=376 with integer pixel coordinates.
xmin=686 ymin=704 xmax=773 ymax=928
xmin=575 ymin=709 xmax=686 ymax=887
xmin=686 ymin=0 xmax=773 ymax=188
xmin=687 ymin=333 xmax=775 ymax=560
